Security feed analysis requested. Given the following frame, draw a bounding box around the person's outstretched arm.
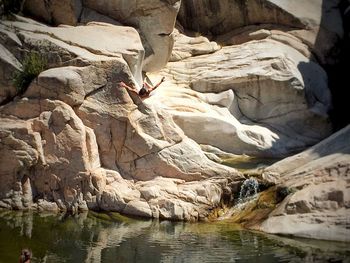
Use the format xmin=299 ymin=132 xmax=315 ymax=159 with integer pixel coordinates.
xmin=146 ymin=77 xmax=165 ymax=92
xmin=119 ymin=82 xmax=139 ymax=95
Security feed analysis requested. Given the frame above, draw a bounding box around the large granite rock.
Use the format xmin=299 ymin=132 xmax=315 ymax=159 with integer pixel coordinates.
xmin=83 ymin=0 xmax=181 ymax=72
xmin=0 ymin=16 xmax=242 ymax=220
xmin=0 ymin=17 xmax=144 ymax=84
xmin=178 ymin=0 xmax=343 ymax=65
xmin=23 ymin=0 xmax=181 ymax=73
xmin=148 ymin=38 xmax=332 ymax=157
xmin=0 ymin=98 xmax=241 ymax=219
xmin=0 ymin=99 xmax=102 ymax=211
xmin=258 ymin=125 xmax=350 ymax=241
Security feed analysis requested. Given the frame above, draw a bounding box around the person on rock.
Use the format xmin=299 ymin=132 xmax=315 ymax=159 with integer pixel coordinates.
xmin=119 ymin=77 xmax=165 ymax=99
xmin=19 ymin=249 xmax=31 ymax=263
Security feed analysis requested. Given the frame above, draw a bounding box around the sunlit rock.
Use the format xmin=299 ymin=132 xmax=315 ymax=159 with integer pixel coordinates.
xmin=149 ymin=38 xmax=332 ymax=157
xmin=0 ymin=16 xmax=242 ymax=220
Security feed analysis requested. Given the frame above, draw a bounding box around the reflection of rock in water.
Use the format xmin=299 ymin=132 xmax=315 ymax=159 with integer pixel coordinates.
xmin=0 ymin=211 xmax=33 ymax=238
xmin=84 ymin=217 xmax=153 ymax=263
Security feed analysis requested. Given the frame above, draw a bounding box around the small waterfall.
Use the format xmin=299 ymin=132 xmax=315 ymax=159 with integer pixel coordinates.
xmin=238 ymin=178 xmax=259 ymax=202
xmin=218 ymin=178 xmax=259 ymax=220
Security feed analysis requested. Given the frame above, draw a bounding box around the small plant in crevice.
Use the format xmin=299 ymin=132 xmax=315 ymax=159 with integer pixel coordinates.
xmin=13 ymin=51 xmax=47 ymax=95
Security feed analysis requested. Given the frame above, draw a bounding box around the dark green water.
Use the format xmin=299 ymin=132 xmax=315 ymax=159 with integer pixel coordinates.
xmin=0 ymin=211 xmax=349 ymax=263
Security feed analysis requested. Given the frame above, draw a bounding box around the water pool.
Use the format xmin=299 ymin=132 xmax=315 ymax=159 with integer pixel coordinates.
xmin=0 ymin=211 xmax=349 ymax=263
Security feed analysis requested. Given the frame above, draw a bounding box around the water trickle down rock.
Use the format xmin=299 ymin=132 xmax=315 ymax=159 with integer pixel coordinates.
xmin=238 ymin=178 xmax=259 ymax=202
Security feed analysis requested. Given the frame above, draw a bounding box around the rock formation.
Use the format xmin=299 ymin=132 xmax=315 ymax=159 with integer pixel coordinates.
xmin=178 ymin=0 xmax=343 ymax=65
xmin=0 ymin=0 xmax=349 ymax=242
xmin=148 ymin=38 xmax=332 ymax=156
xmin=0 ymin=15 xmax=242 ymax=221
xmin=259 ymin=125 xmax=350 ymax=242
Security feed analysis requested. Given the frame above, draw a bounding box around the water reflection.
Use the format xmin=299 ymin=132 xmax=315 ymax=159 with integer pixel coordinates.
xmin=0 ymin=211 xmax=349 ymax=263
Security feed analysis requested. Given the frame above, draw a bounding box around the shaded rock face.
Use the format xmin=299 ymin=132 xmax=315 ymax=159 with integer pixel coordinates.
xmin=178 ymin=0 xmax=305 ymax=35
xmin=0 ymin=16 xmax=242 ymax=220
xmin=24 ymin=0 xmax=82 ymax=25
xmin=178 ymin=0 xmax=343 ymax=64
xmin=327 ymin=0 xmax=350 ymax=129
xmin=0 ymin=42 xmax=21 ymax=104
